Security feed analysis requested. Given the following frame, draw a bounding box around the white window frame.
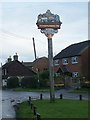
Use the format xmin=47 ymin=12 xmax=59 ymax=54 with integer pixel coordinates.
xmin=54 ymin=60 xmax=59 ymax=66
xmin=2 ymin=70 xmax=4 ymax=75
xmin=62 ymin=58 xmax=68 ymax=65
xmin=72 ymin=56 xmax=78 ymax=64
xmin=3 ymin=79 xmax=7 ymax=86
xmin=55 ymin=73 xmax=60 ymax=77
xmin=4 ymin=69 xmax=7 ymax=75
xmin=2 ymin=69 xmax=7 ymax=75
xmin=72 ymin=72 xmax=79 ymax=77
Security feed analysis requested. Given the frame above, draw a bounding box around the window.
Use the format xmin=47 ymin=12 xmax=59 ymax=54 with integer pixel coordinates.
xmin=72 ymin=72 xmax=79 ymax=77
xmin=72 ymin=56 xmax=78 ymax=64
xmin=4 ymin=69 xmax=7 ymax=75
xmin=3 ymin=79 xmax=7 ymax=86
xmin=2 ymin=69 xmax=7 ymax=75
xmin=62 ymin=58 xmax=68 ymax=65
xmin=54 ymin=60 xmax=59 ymax=66
xmin=2 ymin=70 xmax=4 ymax=75
xmin=55 ymin=73 xmax=60 ymax=77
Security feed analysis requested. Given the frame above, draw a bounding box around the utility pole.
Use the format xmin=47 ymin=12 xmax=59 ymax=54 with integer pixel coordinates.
xmin=32 ymin=37 xmax=37 ymax=60
xmin=36 ymin=10 xmax=62 ymax=102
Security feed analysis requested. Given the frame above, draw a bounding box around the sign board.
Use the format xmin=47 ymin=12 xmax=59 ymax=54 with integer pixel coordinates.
xmin=36 ymin=10 xmax=62 ymax=30
xmin=37 ymin=24 xmax=60 ymax=29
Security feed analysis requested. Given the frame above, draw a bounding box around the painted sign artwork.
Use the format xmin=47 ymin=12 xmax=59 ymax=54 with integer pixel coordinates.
xmin=36 ymin=10 xmax=62 ymax=29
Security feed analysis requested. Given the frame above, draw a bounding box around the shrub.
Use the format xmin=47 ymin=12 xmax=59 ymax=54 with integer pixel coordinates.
xmin=7 ymin=77 xmax=19 ymax=88
xmin=21 ymin=76 xmax=38 ymax=88
xmin=81 ymin=81 xmax=90 ymax=88
xmin=39 ymin=70 xmax=49 ymax=88
xmin=39 ymin=79 xmax=48 ymax=88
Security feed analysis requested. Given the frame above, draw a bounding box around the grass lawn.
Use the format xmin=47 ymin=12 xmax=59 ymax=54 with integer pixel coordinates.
xmin=13 ymin=87 xmax=49 ymax=92
xmin=16 ymin=102 xmax=34 ymax=118
xmin=17 ymin=99 xmax=89 ymax=119
xmin=70 ymin=88 xmax=90 ymax=94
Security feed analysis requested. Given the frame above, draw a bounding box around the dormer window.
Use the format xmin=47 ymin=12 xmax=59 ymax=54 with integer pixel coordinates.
xmin=72 ymin=56 xmax=78 ymax=64
xmin=62 ymin=58 xmax=68 ymax=65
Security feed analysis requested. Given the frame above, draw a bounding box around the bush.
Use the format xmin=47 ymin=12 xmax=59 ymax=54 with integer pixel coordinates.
xmin=7 ymin=77 xmax=19 ymax=88
xmin=39 ymin=70 xmax=49 ymax=88
xmin=21 ymin=76 xmax=38 ymax=88
xmin=39 ymin=70 xmax=49 ymax=80
xmin=81 ymin=81 xmax=90 ymax=88
xmin=39 ymin=79 xmax=48 ymax=88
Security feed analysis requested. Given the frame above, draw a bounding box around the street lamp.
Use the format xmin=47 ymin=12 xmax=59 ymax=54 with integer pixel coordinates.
xmin=36 ymin=10 xmax=62 ymax=102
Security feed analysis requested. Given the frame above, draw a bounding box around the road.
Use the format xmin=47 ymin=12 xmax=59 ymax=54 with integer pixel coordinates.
xmin=0 ymin=89 xmax=89 ymax=119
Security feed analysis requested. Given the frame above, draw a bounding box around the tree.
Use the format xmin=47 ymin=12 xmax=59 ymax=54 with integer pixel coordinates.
xmin=38 ymin=70 xmax=49 ymax=88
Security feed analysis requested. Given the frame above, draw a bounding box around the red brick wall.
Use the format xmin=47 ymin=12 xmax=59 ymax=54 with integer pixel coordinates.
xmin=59 ymin=56 xmax=82 ymax=76
xmin=67 ymin=56 xmax=82 ymax=73
xmin=81 ymin=47 xmax=90 ymax=80
xmin=32 ymin=57 xmax=49 ymax=73
xmin=59 ymin=47 xmax=90 ymax=79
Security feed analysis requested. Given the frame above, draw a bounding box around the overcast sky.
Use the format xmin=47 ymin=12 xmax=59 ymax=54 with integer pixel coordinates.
xmin=0 ymin=1 xmax=89 ymax=65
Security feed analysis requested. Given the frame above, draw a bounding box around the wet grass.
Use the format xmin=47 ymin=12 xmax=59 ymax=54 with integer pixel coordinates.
xmin=17 ymin=99 xmax=89 ymax=119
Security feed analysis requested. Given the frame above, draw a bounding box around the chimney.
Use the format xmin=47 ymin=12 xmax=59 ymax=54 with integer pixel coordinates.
xmin=13 ymin=53 xmax=18 ymax=61
xmin=7 ymin=56 xmax=12 ymax=62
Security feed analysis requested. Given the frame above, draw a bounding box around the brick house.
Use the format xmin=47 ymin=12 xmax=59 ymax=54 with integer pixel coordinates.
xmin=2 ymin=54 xmax=36 ymax=86
xmin=54 ymin=40 xmax=90 ymax=81
xmin=23 ymin=57 xmax=49 ymax=73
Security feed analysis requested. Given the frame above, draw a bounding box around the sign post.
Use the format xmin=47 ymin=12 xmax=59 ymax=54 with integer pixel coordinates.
xmin=36 ymin=10 xmax=62 ymax=102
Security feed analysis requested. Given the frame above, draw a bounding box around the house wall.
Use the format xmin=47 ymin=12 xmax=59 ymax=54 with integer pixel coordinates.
xmin=67 ymin=56 xmax=81 ymax=74
xmin=81 ymin=47 xmax=90 ymax=80
xmin=54 ymin=47 xmax=90 ymax=79
xmin=32 ymin=58 xmax=49 ymax=73
xmin=59 ymin=56 xmax=82 ymax=76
